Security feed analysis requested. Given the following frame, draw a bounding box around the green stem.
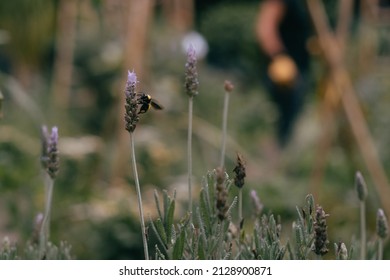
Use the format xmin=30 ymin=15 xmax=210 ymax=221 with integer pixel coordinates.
xmin=188 ymin=96 xmax=193 ymax=220
xmin=219 ymin=91 xmax=229 ymax=168
xmin=39 ymin=174 xmax=54 ymax=259
xmin=130 ymin=132 xmax=149 ymax=260
xmin=239 ymin=188 xmax=243 ymax=225
xmin=378 ymin=238 xmax=383 ymax=260
xmin=360 ymin=200 xmax=366 ymax=260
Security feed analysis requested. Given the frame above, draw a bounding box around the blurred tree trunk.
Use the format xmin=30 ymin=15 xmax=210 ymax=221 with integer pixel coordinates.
xmin=51 ymin=0 xmax=78 ymax=110
xmin=162 ymin=0 xmax=194 ymax=32
xmin=357 ymin=0 xmax=379 ymax=75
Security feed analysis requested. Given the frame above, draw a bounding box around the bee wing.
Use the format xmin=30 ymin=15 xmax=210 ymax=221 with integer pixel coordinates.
xmin=151 ymin=99 xmax=164 ymax=110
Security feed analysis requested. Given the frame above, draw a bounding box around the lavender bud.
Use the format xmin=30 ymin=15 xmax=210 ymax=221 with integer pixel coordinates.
xmin=184 ymin=44 xmax=199 ymax=97
xmin=124 ymin=70 xmax=140 ymax=133
xmin=376 ymin=208 xmax=389 ymax=239
xmin=355 ymin=171 xmax=368 ymax=201
xmin=335 ymin=241 xmax=348 ymax=260
xmin=224 ymin=80 xmax=234 ymax=93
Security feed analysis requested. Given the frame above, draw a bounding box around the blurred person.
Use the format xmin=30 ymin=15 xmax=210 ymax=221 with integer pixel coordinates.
xmin=255 ymin=0 xmax=312 ymax=148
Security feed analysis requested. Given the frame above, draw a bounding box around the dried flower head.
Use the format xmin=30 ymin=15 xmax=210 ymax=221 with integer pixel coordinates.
xmin=233 ymin=152 xmax=246 ymax=189
xmin=355 ymin=171 xmax=368 ymax=201
xmin=376 ymin=208 xmax=389 ymax=239
xmin=312 ymin=205 xmax=329 ymax=256
xmin=215 ymin=167 xmax=228 ymax=221
xmin=224 ymin=80 xmax=234 ymax=93
xmin=184 ymin=44 xmax=199 ymax=97
xmin=41 ymin=126 xmax=60 ymax=179
xmin=124 ymin=70 xmax=140 ymax=133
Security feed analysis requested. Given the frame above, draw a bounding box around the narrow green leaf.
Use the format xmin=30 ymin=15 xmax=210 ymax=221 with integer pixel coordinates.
xmin=254 ymin=226 xmax=261 ymax=255
xmin=286 ymin=240 xmax=295 ymax=260
xmin=166 ymin=199 xmax=175 ymax=244
xmin=223 ymin=242 xmax=232 ymax=260
xmin=172 ymin=229 xmax=185 ymax=260
xmin=305 ymin=194 xmax=315 ymax=215
xmin=163 ymin=190 xmax=170 ymax=222
xmin=207 ymin=171 xmax=216 ymax=217
xmin=197 ymin=237 xmax=206 ymax=260
xmin=154 ymin=190 xmax=163 ymax=220
xmin=296 ymin=206 xmax=304 ymax=223
xmin=171 ymin=224 xmax=176 ymax=243
xmin=154 ymin=218 xmax=167 ymax=246
xmin=226 ymin=196 xmax=238 ymax=220
xmin=201 ymin=177 xmax=212 ymax=218
xmin=196 ymin=207 xmax=207 ymax=247
xmin=155 ymin=245 xmax=166 ymax=260
xmin=199 ymin=189 xmax=212 ymax=236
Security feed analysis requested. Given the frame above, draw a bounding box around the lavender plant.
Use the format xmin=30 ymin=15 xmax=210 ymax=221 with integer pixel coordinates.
xmin=219 ymin=80 xmax=234 ymax=168
xmin=355 ymin=171 xmax=368 ymax=259
xmin=193 ymin=169 xmax=237 ymax=259
xmin=0 ymin=237 xmax=18 ymax=260
xmin=184 ymin=44 xmax=199 ymax=218
xmin=288 ymin=194 xmax=315 ymax=259
xmin=149 ymin=190 xmax=190 ymax=260
xmin=376 ymin=208 xmax=388 ymax=259
xmin=124 ymin=70 xmax=149 ymax=260
xmin=39 ymin=125 xmax=59 ymax=259
xmin=151 ymin=169 xmax=237 ymax=260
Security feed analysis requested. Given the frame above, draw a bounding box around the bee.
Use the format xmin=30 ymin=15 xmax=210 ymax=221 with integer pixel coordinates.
xmin=136 ymin=92 xmax=164 ymax=114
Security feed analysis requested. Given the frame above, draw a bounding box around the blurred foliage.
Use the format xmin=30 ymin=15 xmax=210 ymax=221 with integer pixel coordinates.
xmin=0 ymin=0 xmax=56 ymax=69
xmin=199 ymin=3 xmax=265 ymax=84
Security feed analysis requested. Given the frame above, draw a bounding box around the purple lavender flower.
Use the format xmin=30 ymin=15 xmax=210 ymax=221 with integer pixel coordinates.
xmin=40 ymin=125 xmax=59 ymax=179
xmin=124 ymin=70 xmax=140 ymax=133
xmin=184 ymin=45 xmax=199 ymax=97
xmin=47 ymin=126 xmax=59 ymax=179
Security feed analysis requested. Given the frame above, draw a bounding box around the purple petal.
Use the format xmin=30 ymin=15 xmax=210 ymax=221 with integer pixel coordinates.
xmin=51 ymin=126 xmax=58 ymax=145
xmin=127 ymin=70 xmax=138 ymax=85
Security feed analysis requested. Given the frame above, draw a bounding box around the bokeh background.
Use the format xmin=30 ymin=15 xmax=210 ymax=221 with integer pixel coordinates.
xmin=0 ymin=0 xmax=389 ymax=259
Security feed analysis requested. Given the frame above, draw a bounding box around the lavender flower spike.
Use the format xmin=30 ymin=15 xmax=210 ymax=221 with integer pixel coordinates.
xmin=40 ymin=125 xmax=49 ymax=169
xmin=184 ymin=44 xmax=199 ymax=97
xmin=377 ymin=208 xmax=389 ymax=239
xmin=124 ymin=70 xmax=140 ymax=133
xmin=47 ymin=126 xmax=59 ymax=179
